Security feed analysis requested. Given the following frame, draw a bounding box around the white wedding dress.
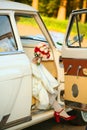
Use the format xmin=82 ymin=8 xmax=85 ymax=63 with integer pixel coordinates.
xmin=31 ymin=63 xmax=59 ymax=110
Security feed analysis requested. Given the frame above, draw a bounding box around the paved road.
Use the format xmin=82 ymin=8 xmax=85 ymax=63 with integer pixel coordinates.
xmin=23 ymin=118 xmax=86 ymax=130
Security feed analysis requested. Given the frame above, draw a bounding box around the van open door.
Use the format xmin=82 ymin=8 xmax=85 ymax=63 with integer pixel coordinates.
xmin=0 ymin=12 xmax=32 ymax=130
xmin=62 ymin=9 xmax=87 ymax=125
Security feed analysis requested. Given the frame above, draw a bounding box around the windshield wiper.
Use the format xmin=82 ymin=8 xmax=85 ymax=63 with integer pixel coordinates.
xmin=21 ymin=36 xmax=47 ymax=43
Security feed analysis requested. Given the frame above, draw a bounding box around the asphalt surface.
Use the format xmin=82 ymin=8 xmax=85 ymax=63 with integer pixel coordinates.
xmin=23 ymin=118 xmax=86 ymax=130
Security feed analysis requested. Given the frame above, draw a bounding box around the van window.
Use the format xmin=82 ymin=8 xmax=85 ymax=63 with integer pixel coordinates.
xmin=0 ymin=16 xmax=17 ymax=52
xmin=67 ymin=13 xmax=87 ymax=48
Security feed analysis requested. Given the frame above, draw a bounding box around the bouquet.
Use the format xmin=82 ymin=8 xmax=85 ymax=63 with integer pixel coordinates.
xmin=33 ymin=43 xmax=50 ymax=65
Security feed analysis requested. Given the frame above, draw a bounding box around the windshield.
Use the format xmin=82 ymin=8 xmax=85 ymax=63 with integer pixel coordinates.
xmin=15 ymin=14 xmax=47 ymax=45
xmin=15 ymin=14 xmax=64 ymax=51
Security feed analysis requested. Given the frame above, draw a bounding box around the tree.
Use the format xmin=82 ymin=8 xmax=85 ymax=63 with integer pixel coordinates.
xmin=38 ymin=0 xmax=60 ymax=17
xmin=32 ymin=0 xmax=39 ymax=10
xmin=81 ymin=0 xmax=87 ymax=23
xmin=75 ymin=0 xmax=81 ymax=10
xmin=38 ymin=0 xmax=50 ymax=16
xmin=46 ymin=0 xmax=59 ymax=17
xmin=10 ymin=0 xmax=32 ymax=5
xmin=57 ymin=0 xmax=67 ymax=20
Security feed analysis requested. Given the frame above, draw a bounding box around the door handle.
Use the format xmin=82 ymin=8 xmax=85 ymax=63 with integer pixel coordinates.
xmin=77 ymin=65 xmax=82 ymax=78
xmin=65 ymin=65 xmax=72 ymax=74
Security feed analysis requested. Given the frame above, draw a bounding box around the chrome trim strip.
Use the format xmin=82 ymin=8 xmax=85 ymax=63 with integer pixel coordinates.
xmin=0 ymin=114 xmax=10 ymax=130
xmin=0 ymin=50 xmax=24 ymax=56
xmin=1 ymin=115 xmax=32 ymax=130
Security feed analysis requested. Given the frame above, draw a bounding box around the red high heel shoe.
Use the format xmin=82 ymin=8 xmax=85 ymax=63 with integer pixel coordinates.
xmin=54 ymin=109 xmax=76 ymax=123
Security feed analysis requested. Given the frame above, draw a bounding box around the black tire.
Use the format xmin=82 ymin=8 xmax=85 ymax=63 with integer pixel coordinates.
xmin=67 ymin=110 xmax=87 ymax=126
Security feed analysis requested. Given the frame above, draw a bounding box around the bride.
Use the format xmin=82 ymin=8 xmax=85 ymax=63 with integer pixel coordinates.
xmin=31 ymin=42 xmax=76 ymax=122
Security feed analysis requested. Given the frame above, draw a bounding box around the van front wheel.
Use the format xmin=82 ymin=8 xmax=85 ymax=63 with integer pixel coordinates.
xmin=68 ymin=110 xmax=87 ymax=125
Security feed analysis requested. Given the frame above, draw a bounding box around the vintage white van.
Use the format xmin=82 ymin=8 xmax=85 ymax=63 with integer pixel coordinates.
xmin=0 ymin=1 xmax=87 ymax=130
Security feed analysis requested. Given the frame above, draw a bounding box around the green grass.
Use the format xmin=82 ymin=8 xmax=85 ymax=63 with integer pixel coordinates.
xmin=42 ymin=17 xmax=87 ymax=37
xmin=18 ymin=16 xmax=68 ymax=33
xmin=42 ymin=16 xmax=68 ymax=33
